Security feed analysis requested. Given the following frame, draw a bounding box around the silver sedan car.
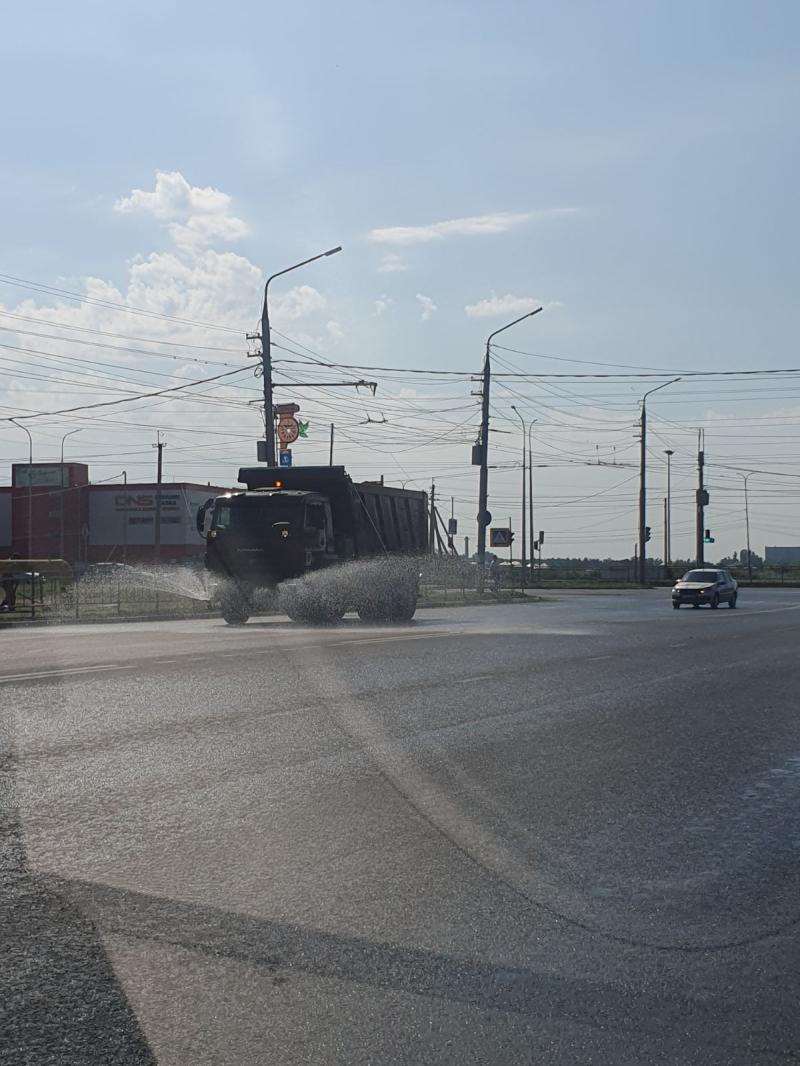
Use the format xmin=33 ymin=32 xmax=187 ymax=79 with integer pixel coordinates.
xmin=672 ymin=568 xmax=738 ymax=609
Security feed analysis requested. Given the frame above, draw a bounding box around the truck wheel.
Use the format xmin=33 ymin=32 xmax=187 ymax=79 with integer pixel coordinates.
xmin=282 ymin=586 xmax=344 ymax=625
xmin=358 ymin=588 xmax=417 ymax=623
xmin=357 ymin=602 xmax=387 ymax=623
xmin=221 ymin=599 xmax=250 ymax=625
xmin=217 ymin=584 xmax=251 ymax=625
xmin=386 ymin=590 xmax=418 ymax=622
xmin=289 ymin=603 xmax=344 ymax=624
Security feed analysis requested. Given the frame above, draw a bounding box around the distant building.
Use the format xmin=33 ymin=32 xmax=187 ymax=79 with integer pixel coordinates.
xmin=0 ymin=463 xmax=231 ymax=564
xmin=764 ymin=546 xmax=800 ymax=566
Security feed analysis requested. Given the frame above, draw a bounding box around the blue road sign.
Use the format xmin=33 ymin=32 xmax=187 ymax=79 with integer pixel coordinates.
xmin=279 ymin=450 xmax=292 ymax=467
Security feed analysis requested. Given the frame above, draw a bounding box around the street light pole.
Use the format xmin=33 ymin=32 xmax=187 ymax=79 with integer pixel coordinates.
xmin=528 ymin=422 xmax=536 ymax=577
xmin=743 ymin=472 xmax=755 ymax=582
xmin=476 ymin=308 xmax=542 ymax=591
xmin=260 ymin=246 xmax=342 ymax=466
xmin=10 ymin=418 xmax=33 ymax=560
xmin=664 ymin=449 xmax=674 ymax=570
xmin=638 ymin=379 xmax=681 ymax=584
xmin=510 ymin=406 xmax=527 ymax=584
xmin=59 ymin=428 xmax=81 ymax=561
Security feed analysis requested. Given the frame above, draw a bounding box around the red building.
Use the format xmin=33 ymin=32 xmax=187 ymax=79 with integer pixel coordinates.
xmin=1 ymin=463 xmax=231 ymax=565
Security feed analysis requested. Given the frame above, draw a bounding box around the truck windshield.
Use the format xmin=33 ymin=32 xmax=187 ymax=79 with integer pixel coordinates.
xmin=213 ymin=499 xmax=303 ymax=532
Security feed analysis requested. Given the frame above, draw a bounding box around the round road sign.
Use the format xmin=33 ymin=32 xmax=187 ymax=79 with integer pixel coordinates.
xmin=277 ymin=417 xmax=300 ymax=445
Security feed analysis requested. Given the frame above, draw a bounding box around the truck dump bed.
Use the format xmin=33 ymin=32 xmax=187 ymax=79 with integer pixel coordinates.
xmin=237 ymin=466 xmax=428 ymax=557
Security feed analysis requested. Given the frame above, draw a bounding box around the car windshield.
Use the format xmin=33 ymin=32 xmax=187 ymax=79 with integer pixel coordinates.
xmin=5 ymin=4 xmax=799 ymax=1064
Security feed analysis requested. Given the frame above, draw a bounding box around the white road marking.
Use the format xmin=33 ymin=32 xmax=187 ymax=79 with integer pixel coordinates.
xmin=457 ymin=675 xmax=493 ymax=683
xmin=0 ymin=664 xmax=135 ymax=683
xmin=329 ymin=633 xmax=442 ymax=647
xmin=739 ymin=603 xmax=800 ymax=616
xmin=587 ymin=655 xmax=612 ymax=661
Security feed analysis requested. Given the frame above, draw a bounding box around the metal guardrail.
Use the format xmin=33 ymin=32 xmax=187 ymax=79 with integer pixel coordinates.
xmin=0 ymin=560 xmax=213 ymax=624
xmin=0 ymin=559 xmax=73 ymax=620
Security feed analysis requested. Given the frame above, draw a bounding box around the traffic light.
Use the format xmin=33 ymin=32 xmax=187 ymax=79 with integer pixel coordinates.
xmin=704 ymin=529 xmax=715 ymax=543
xmin=644 ymin=526 xmax=652 ymax=542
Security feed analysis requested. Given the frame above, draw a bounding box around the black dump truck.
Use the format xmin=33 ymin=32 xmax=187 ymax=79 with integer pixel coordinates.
xmin=199 ymin=465 xmax=429 ymax=625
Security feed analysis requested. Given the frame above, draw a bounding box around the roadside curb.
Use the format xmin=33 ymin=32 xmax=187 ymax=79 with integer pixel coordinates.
xmin=0 ymin=609 xmax=220 ymax=629
xmin=0 ymin=593 xmax=554 ymax=629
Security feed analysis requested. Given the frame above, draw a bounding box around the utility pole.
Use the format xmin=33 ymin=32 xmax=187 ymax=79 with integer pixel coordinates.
xmin=59 ymin=429 xmax=81 ymax=561
xmin=638 ymin=404 xmax=646 ymax=584
xmin=476 ymin=308 xmax=542 ymax=591
xmin=258 ymin=246 xmax=342 ymax=466
xmin=329 ymin=423 xmax=335 ymax=466
xmin=664 ymin=449 xmax=674 ymax=570
xmin=153 ymin=432 xmax=166 ymax=565
xmin=743 ymin=472 xmax=754 ymax=582
xmin=10 ymin=419 xmax=33 ymax=560
xmin=510 ymin=406 xmax=527 ymax=585
xmin=638 ymin=379 xmax=680 ymax=584
xmin=696 ymin=430 xmax=705 ymax=566
xmin=663 ymin=497 xmax=668 ymax=578
xmin=528 ymin=428 xmax=534 ymax=579
xmin=429 ymin=481 xmax=436 ymax=554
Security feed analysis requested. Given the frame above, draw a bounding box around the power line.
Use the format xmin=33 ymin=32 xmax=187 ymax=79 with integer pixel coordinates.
xmin=0 ymin=365 xmax=252 ymax=422
xmin=0 ymin=272 xmax=244 ymax=335
xmin=0 ymin=309 xmax=245 ymax=355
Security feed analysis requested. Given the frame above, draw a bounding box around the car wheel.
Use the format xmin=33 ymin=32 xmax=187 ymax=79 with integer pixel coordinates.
xmin=728 ymin=593 xmax=738 ymax=608
xmin=672 ymin=602 xmax=680 ymax=610
xmin=710 ymin=593 xmax=719 ymax=609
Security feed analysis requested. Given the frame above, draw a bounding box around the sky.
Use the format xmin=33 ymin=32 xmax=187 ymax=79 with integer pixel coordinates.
xmin=1 ymin=0 xmax=799 ymax=561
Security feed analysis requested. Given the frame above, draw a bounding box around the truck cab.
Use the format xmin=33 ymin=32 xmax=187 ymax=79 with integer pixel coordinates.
xmin=206 ymin=489 xmax=337 ymax=591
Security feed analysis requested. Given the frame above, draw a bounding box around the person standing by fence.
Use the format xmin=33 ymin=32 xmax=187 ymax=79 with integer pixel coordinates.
xmin=1 ymin=553 xmax=22 ymax=612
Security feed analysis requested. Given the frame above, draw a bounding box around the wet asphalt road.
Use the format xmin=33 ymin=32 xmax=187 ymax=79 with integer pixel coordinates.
xmin=2 ymin=589 xmax=800 ymax=1064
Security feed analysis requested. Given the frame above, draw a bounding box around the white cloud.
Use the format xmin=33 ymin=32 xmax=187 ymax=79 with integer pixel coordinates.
xmin=373 ymin=296 xmax=394 ymax=317
xmin=377 ymin=253 xmax=407 ymax=273
xmin=416 ymin=293 xmax=437 ymax=321
xmin=270 ymin=285 xmax=327 ymax=321
xmin=114 ymin=170 xmax=249 ymax=250
xmin=368 ymin=208 xmax=576 ymax=245
xmin=464 ymin=293 xmax=562 ymax=318
xmin=326 ymin=320 xmax=345 ymax=342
